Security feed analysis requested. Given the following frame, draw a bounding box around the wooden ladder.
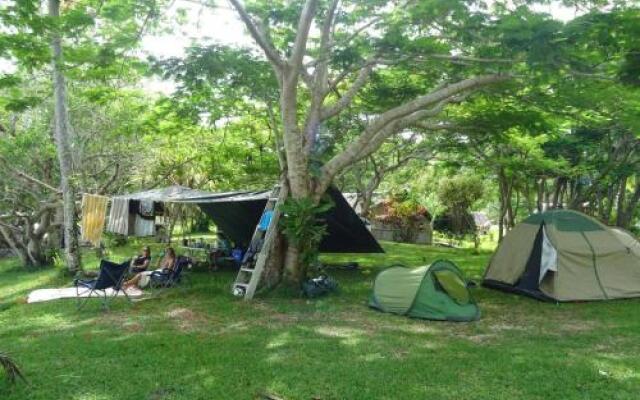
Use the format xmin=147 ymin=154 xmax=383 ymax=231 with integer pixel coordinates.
xmin=231 ymin=182 xmax=288 ymax=300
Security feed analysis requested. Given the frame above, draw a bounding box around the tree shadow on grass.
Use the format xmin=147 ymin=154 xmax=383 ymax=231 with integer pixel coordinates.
xmin=3 ymin=243 xmax=640 ymax=400
xmin=0 ymin=269 xmax=66 ymax=314
xmin=3 ymin=293 xmax=640 ymax=400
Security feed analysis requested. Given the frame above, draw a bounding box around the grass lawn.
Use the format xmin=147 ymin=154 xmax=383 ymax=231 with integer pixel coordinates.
xmin=1 ymin=240 xmax=639 ymax=399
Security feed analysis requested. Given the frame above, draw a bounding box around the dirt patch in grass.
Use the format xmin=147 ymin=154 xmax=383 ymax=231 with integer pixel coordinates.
xmin=463 ymin=333 xmax=497 ymax=344
xmin=165 ymin=307 xmax=210 ymax=332
xmin=124 ymin=321 xmax=144 ymax=333
xmin=253 ymin=301 xmax=301 ymax=323
xmin=97 ymin=313 xmax=150 ymax=335
xmin=555 ymin=318 xmax=599 ymax=334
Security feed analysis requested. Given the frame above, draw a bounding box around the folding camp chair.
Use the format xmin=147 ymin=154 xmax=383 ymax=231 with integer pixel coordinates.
xmin=74 ymin=260 xmax=132 ymax=310
xmin=149 ymin=256 xmax=192 ymax=289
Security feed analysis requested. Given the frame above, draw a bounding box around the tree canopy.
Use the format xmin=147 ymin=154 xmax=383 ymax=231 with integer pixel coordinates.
xmin=0 ymin=0 xmax=638 ymax=280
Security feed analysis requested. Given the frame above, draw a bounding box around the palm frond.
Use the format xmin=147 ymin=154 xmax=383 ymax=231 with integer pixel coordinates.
xmin=0 ymin=352 xmax=26 ymax=385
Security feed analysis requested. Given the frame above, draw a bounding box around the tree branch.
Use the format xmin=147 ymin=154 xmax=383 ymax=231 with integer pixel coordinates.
xmin=327 ymin=0 xmax=417 ymax=53
xmin=227 ymin=0 xmax=284 ymax=69
xmin=366 ymin=74 xmax=508 ymax=136
xmin=326 ymin=57 xmax=377 ymax=93
xmin=288 ymin=0 xmax=319 ymax=78
xmin=424 ymin=54 xmax=513 ymax=64
xmin=332 ymin=15 xmax=382 ymax=50
xmin=302 ymin=0 xmax=339 ymax=154
xmin=315 ymin=0 xmax=340 ymax=91
xmin=97 ymin=163 xmax=120 ymax=195
xmin=317 ymin=73 xmax=511 ymax=194
xmin=0 ymin=156 xmax=62 ymax=194
xmin=413 ymin=121 xmax=459 ymax=131
xmin=321 ymin=59 xmax=375 ymax=120
xmin=376 ymin=53 xmax=515 ymax=66
xmin=146 ymin=156 xmax=200 ymax=190
xmin=0 ymin=221 xmax=22 ymax=232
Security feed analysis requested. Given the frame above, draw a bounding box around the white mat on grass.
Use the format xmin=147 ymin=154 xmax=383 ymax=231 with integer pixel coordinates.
xmin=27 ymin=287 xmax=144 ymax=304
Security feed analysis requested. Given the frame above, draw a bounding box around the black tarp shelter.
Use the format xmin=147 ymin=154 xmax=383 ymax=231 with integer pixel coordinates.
xmin=116 ymin=185 xmax=383 ymax=253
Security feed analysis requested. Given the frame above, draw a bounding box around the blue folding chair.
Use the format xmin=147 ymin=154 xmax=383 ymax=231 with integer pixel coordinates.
xmin=74 ymin=260 xmax=131 ymax=310
xmin=149 ymin=256 xmax=192 ymax=289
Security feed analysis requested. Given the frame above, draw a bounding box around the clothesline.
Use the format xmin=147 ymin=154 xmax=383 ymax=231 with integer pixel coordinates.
xmin=81 ymin=194 xmax=165 ymax=247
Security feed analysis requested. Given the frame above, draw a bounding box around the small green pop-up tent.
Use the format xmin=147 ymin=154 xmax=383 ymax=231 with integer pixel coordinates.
xmin=369 ymin=260 xmax=480 ymax=321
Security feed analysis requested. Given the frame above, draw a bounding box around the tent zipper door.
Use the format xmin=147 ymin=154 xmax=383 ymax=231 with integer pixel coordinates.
xmin=232 ymin=182 xmax=287 ymax=300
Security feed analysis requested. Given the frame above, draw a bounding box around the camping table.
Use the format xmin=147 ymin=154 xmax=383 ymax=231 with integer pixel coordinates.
xmin=178 ymin=246 xmax=236 ymax=271
xmin=179 ymin=247 xmax=213 ymax=267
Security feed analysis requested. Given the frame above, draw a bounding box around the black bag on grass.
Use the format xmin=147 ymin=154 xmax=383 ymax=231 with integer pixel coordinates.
xmin=302 ymin=274 xmax=338 ymax=298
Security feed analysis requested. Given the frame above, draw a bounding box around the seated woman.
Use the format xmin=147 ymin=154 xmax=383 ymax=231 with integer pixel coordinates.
xmin=124 ymin=247 xmax=176 ymax=290
xmin=129 ymin=246 xmax=151 ymax=274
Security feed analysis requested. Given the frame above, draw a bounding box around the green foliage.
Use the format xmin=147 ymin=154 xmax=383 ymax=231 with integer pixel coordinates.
xmin=152 ymin=44 xmax=278 ymax=123
xmin=279 ymin=197 xmax=333 ymax=270
xmin=438 ymin=175 xmax=484 ymax=214
xmin=437 ymin=175 xmax=484 ymax=236
xmin=375 ymin=193 xmax=429 ymax=243
xmin=102 ymin=233 xmax=128 ymax=249
xmin=49 ymin=250 xmax=65 ymax=270
xmin=191 ymin=213 xmax=211 ymax=233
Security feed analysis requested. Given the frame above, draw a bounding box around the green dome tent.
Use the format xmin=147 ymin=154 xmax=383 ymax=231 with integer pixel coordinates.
xmin=483 ymin=209 xmax=640 ymax=301
xmin=369 ymin=260 xmax=480 ymax=322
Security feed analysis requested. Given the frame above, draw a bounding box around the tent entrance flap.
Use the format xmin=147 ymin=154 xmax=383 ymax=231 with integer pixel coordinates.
xmin=517 ymin=224 xmax=544 ymax=293
xmin=539 ymin=225 xmax=557 ymax=283
xmin=433 ymin=269 xmax=470 ymax=304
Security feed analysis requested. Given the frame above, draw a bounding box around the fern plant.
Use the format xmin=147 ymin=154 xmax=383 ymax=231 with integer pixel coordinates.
xmin=0 ymin=352 xmax=26 ymax=385
xmin=279 ymin=197 xmax=333 ymax=272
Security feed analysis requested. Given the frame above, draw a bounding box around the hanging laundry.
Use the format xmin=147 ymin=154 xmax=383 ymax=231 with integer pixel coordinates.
xmin=139 ymin=200 xmax=155 ymax=217
xmin=80 ymin=194 xmax=109 ymax=246
xmin=128 ymin=199 xmax=140 ymax=213
xmin=133 ymin=215 xmax=155 ymax=236
xmin=154 ymin=202 xmax=165 ymax=216
xmin=106 ymin=197 xmax=130 ymax=235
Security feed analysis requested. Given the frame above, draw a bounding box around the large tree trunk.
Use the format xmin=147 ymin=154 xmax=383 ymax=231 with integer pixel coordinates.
xmin=281 ymin=73 xmax=309 ymax=200
xmin=49 ymin=0 xmax=82 ymax=273
xmin=283 ymin=244 xmax=304 ymax=285
xmin=279 ymin=67 xmax=312 ymax=287
xmin=261 ymin=232 xmax=286 ymax=289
